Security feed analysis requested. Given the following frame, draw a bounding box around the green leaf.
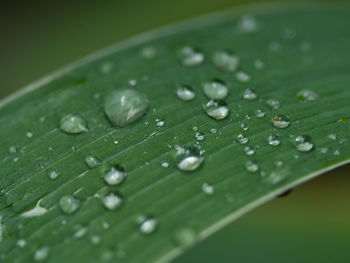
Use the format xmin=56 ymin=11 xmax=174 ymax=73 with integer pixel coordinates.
xmin=1 ymin=4 xmax=349 ymax=263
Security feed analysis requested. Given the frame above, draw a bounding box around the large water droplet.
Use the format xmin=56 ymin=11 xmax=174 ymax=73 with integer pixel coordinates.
xmin=267 ymin=134 xmax=281 ymax=146
xmin=104 ymin=165 xmax=127 ymax=186
xmin=34 ymin=246 xmax=49 ymax=262
xmin=205 ymin=99 xmax=229 ymax=120
xmin=202 ymin=79 xmax=228 ymax=99
xmin=212 ymin=50 xmax=240 ymax=72
xmin=104 ymin=89 xmax=149 ymax=127
xmin=59 ymin=195 xmax=80 ymax=215
xmin=138 ymin=216 xmax=158 ymax=235
xmin=245 ymin=160 xmax=259 ymax=172
xmin=176 ymin=85 xmax=196 ymax=101
xmin=175 ymin=145 xmax=204 ymax=172
xmin=103 ymin=193 xmax=123 ymax=211
xmin=273 ymin=114 xmax=290 ymax=128
xmin=295 ymin=135 xmax=314 ymax=152
xmin=242 ymin=88 xmax=258 ymax=100
xmin=297 ymin=89 xmax=318 ymax=101
xmin=85 ymin=155 xmax=101 ymax=169
xmin=180 ymin=46 xmax=204 ymax=66
xmin=60 ymin=114 xmax=88 ymax=134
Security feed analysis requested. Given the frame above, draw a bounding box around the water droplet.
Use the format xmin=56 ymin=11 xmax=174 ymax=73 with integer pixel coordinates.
xmin=210 ymin=128 xmax=217 ymax=134
xmin=104 ymin=165 xmax=127 ymax=186
xmin=267 ymin=135 xmax=281 ymax=146
xmin=104 ymin=89 xmax=149 ymax=127
xmin=48 ymin=170 xmax=60 ymax=180
xmin=59 ymin=195 xmax=80 ymax=215
xmin=273 ymin=115 xmax=290 ymax=128
xmin=176 ymin=85 xmax=196 ymax=101
xmin=241 ymin=123 xmax=249 ymax=131
xmin=269 ymin=42 xmax=282 ymax=52
xmin=236 ymin=134 xmax=249 ymax=144
xmin=91 ymin=235 xmax=101 ymax=245
xmin=103 ymin=193 xmax=123 ymax=211
xmin=195 ymin=132 xmax=205 ymax=141
xmin=334 ymin=149 xmax=340 ymax=155
xmin=202 ymin=183 xmax=214 ymax=195
xmin=261 ymin=164 xmax=290 ymax=185
xmin=245 ymin=160 xmax=259 ymax=172
xmin=255 ymin=109 xmax=265 ymax=118
xmin=237 ymin=14 xmax=259 ymax=33
xmin=141 ymin=46 xmax=156 ymax=59
xmin=266 ymin=99 xmax=280 ymax=109
xmin=100 ymin=62 xmax=115 ymax=74
xmin=26 ymin=132 xmax=33 ymax=138
xmin=295 ymin=135 xmax=314 ymax=152
xmin=85 ymin=155 xmax=101 ymax=168
xmin=300 ymin=41 xmax=312 ymax=52
xmin=175 ymin=145 xmax=204 ymax=172
xmin=180 ymin=46 xmax=204 ymax=66
xmin=34 ymin=246 xmax=49 ymax=262
xmin=139 ymin=216 xmax=158 ymax=235
xmin=297 ymin=90 xmax=318 ymax=101
xmin=128 ymin=79 xmax=137 ymax=87
xmin=21 ymin=199 xmax=47 ymax=218
xmin=212 ymin=50 xmax=239 ymax=72
xmin=202 ymin=79 xmax=228 ymax=99
xmin=156 ymin=119 xmax=165 ymax=127
xmin=9 ymin=146 xmax=17 ymax=154
xmin=205 ymin=99 xmax=229 ymax=120
xmin=74 ymin=225 xmax=88 ymax=239
xmin=17 ymin=239 xmax=26 ymax=248
xmin=236 ymin=71 xmax=251 ymax=82
xmin=161 ymin=162 xmax=169 ymax=168
xmin=254 ymin=59 xmax=265 ymax=69
xmin=174 ymin=228 xmax=196 ymax=247
xmin=327 ymin=134 xmax=337 ymax=140
xmin=244 ymin=146 xmax=256 ymax=156
xmin=60 ymin=114 xmax=88 ymax=134
xmin=242 ymin=88 xmax=258 ymax=100
xmin=319 ymin=147 xmax=328 ymax=154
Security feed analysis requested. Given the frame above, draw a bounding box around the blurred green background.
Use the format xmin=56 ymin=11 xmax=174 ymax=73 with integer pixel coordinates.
xmin=1 ymin=1 xmax=349 ymax=262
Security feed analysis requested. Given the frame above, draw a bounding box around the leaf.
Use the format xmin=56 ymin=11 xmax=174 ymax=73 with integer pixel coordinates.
xmin=0 ymin=4 xmax=350 ymax=263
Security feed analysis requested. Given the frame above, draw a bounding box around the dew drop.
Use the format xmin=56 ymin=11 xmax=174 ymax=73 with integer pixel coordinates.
xmin=236 ymin=71 xmax=251 ymax=82
xmin=273 ymin=114 xmax=290 ymax=128
xmin=74 ymin=225 xmax=88 ymax=239
xmin=255 ymin=109 xmax=265 ymax=118
xmin=212 ymin=50 xmax=240 ymax=72
xmin=261 ymin=164 xmax=290 ymax=185
xmin=48 ymin=170 xmax=60 ymax=180
xmin=297 ymin=90 xmax=318 ymax=101
xmin=60 ymin=114 xmax=88 ymax=134
xmin=327 ymin=134 xmax=337 ymax=141
xmin=34 ymin=246 xmax=49 ymax=262
xmin=174 ymin=228 xmax=196 ymax=247
xmin=202 ymin=79 xmax=228 ymax=99
xmin=245 ymin=160 xmax=259 ymax=172
xmin=242 ymin=88 xmax=258 ymax=100
xmin=195 ymin=132 xmax=205 ymax=141
xmin=295 ymin=135 xmax=314 ymax=152
xmin=9 ymin=146 xmax=17 ymax=154
xmin=244 ymin=146 xmax=256 ymax=156
xmin=266 ymin=99 xmax=280 ymax=109
xmin=156 ymin=119 xmax=165 ymax=127
xmin=180 ymin=46 xmax=204 ymax=66
xmin=104 ymin=89 xmax=149 ymax=127
xmin=26 ymin=132 xmax=33 ymax=138
xmin=175 ymin=145 xmax=205 ymax=172
xmin=104 ymin=165 xmax=127 ymax=186
xmin=241 ymin=123 xmax=249 ymax=131
xmin=205 ymin=99 xmax=229 ymax=120
xmin=138 ymin=216 xmax=158 ymax=235
xmin=176 ymin=85 xmax=196 ymax=101
xmin=85 ymin=155 xmax=101 ymax=168
xmin=91 ymin=235 xmax=101 ymax=245
xmin=17 ymin=239 xmax=26 ymax=248
xmin=236 ymin=134 xmax=249 ymax=144
xmin=161 ymin=162 xmax=169 ymax=168
xmin=140 ymin=46 xmax=156 ymax=59
xmin=202 ymin=183 xmax=214 ymax=195
xmin=59 ymin=195 xmax=80 ymax=215
xmin=268 ymin=134 xmax=281 ymax=146
xmin=102 ymin=193 xmax=123 ymax=211
xmin=210 ymin=128 xmax=217 ymax=134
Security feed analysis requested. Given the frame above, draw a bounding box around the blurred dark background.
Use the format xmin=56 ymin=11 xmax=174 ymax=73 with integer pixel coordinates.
xmin=1 ymin=1 xmax=349 ymax=262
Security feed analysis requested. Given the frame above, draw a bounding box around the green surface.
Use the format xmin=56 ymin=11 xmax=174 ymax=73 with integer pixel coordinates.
xmin=0 ymin=4 xmax=350 ymax=263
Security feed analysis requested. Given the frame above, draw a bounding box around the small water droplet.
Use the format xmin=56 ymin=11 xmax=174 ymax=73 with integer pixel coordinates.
xmin=141 ymin=46 xmax=156 ymax=59
xmin=266 ymin=99 xmax=280 ymax=109
xmin=268 ymin=134 xmax=281 ymax=146
xmin=319 ymin=147 xmax=328 ymax=154
xmin=175 ymin=145 xmax=204 ymax=172
xmin=255 ymin=109 xmax=265 ymax=118
xmin=236 ymin=71 xmax=251 ymax=82
xmin=174 ymin=228 xmax=196 ymax=247
xmin=273 ymin=115 xmax=290 ymax=128
xmin=210 ymin=128 xmax=217 ymax=134
xmin=128 ymin=79 xmax=137 ymax=87
xmin=104 ymin=165 xmax=127 ymax=186
xmin=261 ymin=164 xmax=290 ymax=185
xmin=242 ymin=88 xmax=258 ymax=100
xmin=9 ymin=146 xmax=16 ymax=154
xmin=254 ymin=59 xmax=265 ymax=69
xmin=60 ymin=114 xmax=88 ymax=134
xmin=176 ymin=85 xmax=196 ymax=101
xmin=17 ymin=239 xmax=26 ymax=248
xmin=241 ymin=123 xmax=249 ymax=131
xmin=245 ymin=160 xmax=259 ymax=172
xmin=195 ymin=132 xmax=205 ymax=141
xmin=156 ymin=119 xmax=165 ymax=127
xmin=26 ymin=132 xmax=33 ymax=138
xmin=138 ymin=216 xmax=158 ymax=235
xmin=85 ymin=155 xmax=101 ymax=168
xmin=205 ymin=99 xmax=229 ymax=120
xmin=100 ymin=62 xmax=115 ymax=74
xmin=295 ymin=135 xmax=314 ymax=152
xmin=334 ymin=149 xmax=340 ymax=155
xmin=102 ymin=193 xmax=123 ymax=211
xmin=104 ymin=89 xmax=149 ymax=127
xmin=48 ymin=170 xmax=60 ymax=180
xmin=91 ymin=235 xmax=101 ymax=245
xmin=237 ymin=134 xmax=249 ymax=144
xmin=300 ymin=41 xmax=312 ymax=52
xmin=202 ymin=79 xmax=228 ymax=99
xmin=180 ymin=46 xmax=204 ymax=66
xmin=74 ymin=225 xmax=88 ymax=239
xmin=327 ymin=134 xmax=337 ymax=141
xmin=59 ymin=195 xmax=80 ymax=215
xmin=269 ymin=41 xmax=282 ymax=52
xmin=161 ymin=162 xmax=169 ymax=168
xmin=34 ymin=246 xmax=49 ymax=262
xmin=297 ymin=90 xmax=318 ymax=101
xmin=244 ymin=146 xmax=256 ymax=156
xmin=212 ymin=50 xmax=240 ymax=72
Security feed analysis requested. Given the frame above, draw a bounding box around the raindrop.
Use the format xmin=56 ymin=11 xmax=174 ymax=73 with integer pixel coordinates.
xmin=104 ymin=165 xmax=127 ymax=186
xmin=236 ymin=71 xmax=251 ymax=82
xmin=205 ymin=99 xmax=229 ymax=120
xmin=202 ymin=183 xmax=214 ymax=195
xmin=273 ymin=114 xmax=290 ymax=128
xmin=85 ymin=155 xmax=101 ymax=168
xmin=242 ymin=88 xmax=258 ymax=100
xmin=60 ymin=114 xmax=88 ymax=134
xmin=267 ymin=134 xmax=281 ymax=146
xmin=48 ymin=170 xmax=60 ymax=180
xmin=202 ymin=79 xmax=228 ymax=99
xmin=295 ymin=135 xmax=314 ymax=152
xmin=141 ymin=46 xmax=156 ymax=59
xmin=34 ymin=246 xmax=49 ymax=262
xmin=175 ymin=145 xmax=205 ymax=172
xmin=266 ymin=99 xmax=280 ymax=109
xmin=138 ymin=216 xmax=158 ymax=235
xmin=212 ymin=50 xmax=240 ymax=72
xmin=245 ymin=160 xmax=259 ymax=172
xmin=244 ymin=146 xmax=256 ymax=156
xmin=103 ymin=193 xmax=123 ymax=211
xmin=180 ymin=46 xmax=204 ymax=66
xmin=236 ymin=134 xmax=249 ymax=144
xmin=59 ymin=195 xmax=80 ymax=215
xmin=176 ymin=85 xmax=196 ymax=101
xmin=104 ymin=89 xmax=149 ymax=127
xmin=297 ymin=90 xmax=318 ymax=101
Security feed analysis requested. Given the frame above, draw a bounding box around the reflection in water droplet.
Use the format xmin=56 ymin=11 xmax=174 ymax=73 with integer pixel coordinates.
xmin=103 ymin=193 xmax=123 ymax=211
xmin=295 ymin=135 xmax=314 ymax=152
xmin=203 ymin=79 xmax=228 ymax=99
xmin=60 ymin=114 xmax=88 ymax=134
xmin=273 ymin=115 xmax=290 ymax=128
xmin=242 ymin=88 xmax=258 ymax=100
xmin=176 ymin=85 xmax=196 ymax=101
xmin=59 ymin=195 xmax=80 ymax=215
xmin=180 ymin=46 xmax=204 ymax=67
xmin=104 ymin=89 xmax=149 ymax=127
xmin=297 ymin=90 xmax=318 ymax=101
xmin=175 ymin=145 xmax=204 ymax=172
xmin=268 ymin=135 xmax=280 ymax=146
xmin=85 ymin=155 xmax=101 ymax=168
xmin=104 ymin=166 xmax=127 ymax=186
xmin=236 ymin=71 xmax=251 ymax=82
xmin=205 ymin=99 xmax=229 ymax=120
xmin=202 ymin=183 xmax=214 ymax=195
xmin=212 ymin=50 xmax=239 ymax=72
xmin=34 ymin=246 xmax=49 ymax=262
xmin=245 ymin=160 xmax=259 ymax=172
xmin=237 ymin=134 xmax=249 ymax=144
